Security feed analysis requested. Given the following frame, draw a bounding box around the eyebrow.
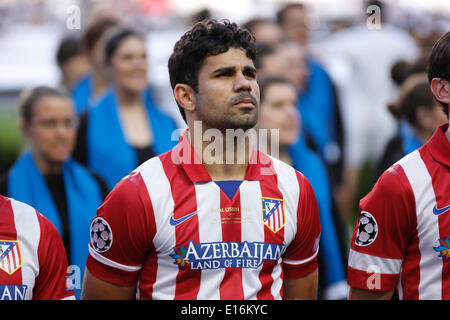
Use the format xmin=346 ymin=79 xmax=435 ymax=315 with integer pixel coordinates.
xmin=212 ymin=66 xmax=235 ymax=75
xmin=212 ymin=65 xmax=257 ymax=75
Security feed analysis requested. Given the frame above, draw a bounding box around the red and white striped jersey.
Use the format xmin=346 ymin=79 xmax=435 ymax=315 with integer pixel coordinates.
xmin=87 ymin=129 xmax=321 ymax=300
xmin=0 ymin=195 xmax=74 ymax=300
xmin=348 ymin=124 xmax=450 ymax=299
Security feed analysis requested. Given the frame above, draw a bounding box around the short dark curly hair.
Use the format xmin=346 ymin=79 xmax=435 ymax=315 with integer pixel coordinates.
xmin=427 ymin=31 xmax=450 ymax=118
xmin=168 ymin=19 xmax=256 ymax=122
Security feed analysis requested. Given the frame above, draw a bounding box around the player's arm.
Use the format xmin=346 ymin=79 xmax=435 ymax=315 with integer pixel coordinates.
xmin=81 ymin=269 xmax=136 ymax=300
xmin=348 ymin=287 xmax=393 ymax=300
xmin=82 ymin=173 xmax=155 ymax=300
xmin=33 ymin=212 xmax=75 ymax=300
xmin=282 ymin=172 xmax=321 ymax=300
xmin=347 ymin=165 xmax=414 ymax=299
xmin=283 ymin=268 xmax=318 ymax=300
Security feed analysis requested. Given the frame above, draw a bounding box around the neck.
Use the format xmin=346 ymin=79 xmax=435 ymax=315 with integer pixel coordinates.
xmin=32 ymin=151 xmax=63 ymax=175
xmin=116 ymin=86 xmax=142 ymax=108
xmin=92 ymin=72 xmax=108 ymax=96
xmin=188 ymin=122 xmax=253 ymax=181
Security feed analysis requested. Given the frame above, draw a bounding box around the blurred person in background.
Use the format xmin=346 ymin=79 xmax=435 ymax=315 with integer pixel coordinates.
xmin=376 ymin=74 xmax=447 ymax=178
xmin=71 ymin=15 xmax=120 ymax=114
xmin=0 ymin=86 xmax=108 ymax=299
xmin=73 ymin=26 xmax=178 ymax=191
xmin=312 ymin=0 xmax=420 ymax=225
xmin=254 ymin=43 xmax=285 ymax=79
xmin=242 ymin=17 xmax=284 ymax=48
xmin=256 ymin=75 xmax=348 ymax=299
xmin=55 ymin=35 xmax=91 ymax=93
xmin=277 ymin=40 xmax=345 ymax=223
xmin=276 ymin=4 xmax=344 ymax=197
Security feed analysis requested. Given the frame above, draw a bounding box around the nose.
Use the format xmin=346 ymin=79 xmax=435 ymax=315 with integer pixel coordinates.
xmin=233 ymin=71 xmax=252 ymax=92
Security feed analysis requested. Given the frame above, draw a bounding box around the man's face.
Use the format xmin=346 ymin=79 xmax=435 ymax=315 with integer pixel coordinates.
xmin=281 ymin=6 xmax=309 ymax=46
xmin=278 ymin=42 xmax=308 ymax=91
xmin=258 ymin=82 xmax=300 ymax=147
xmin=194 ymin=48 xmax=260 ymax=131
xmin=25 ymin=96 xmax=77 ymax=166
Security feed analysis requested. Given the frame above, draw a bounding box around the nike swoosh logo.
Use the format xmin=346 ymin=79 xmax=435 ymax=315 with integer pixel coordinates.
xmin=433 ymin=205 xmax=450 ymax=216
xmin=170 ymin=211 xmax=199 ymax=226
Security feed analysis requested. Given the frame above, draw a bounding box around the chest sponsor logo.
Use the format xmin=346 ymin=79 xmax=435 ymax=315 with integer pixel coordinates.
xmin=0 ymin=240 xmax=22 ymax=275
xmin=261 ymin=197 xmax=285 ymax=233
xmin=433 ymin=237 xmax=450 ymax=262
xmin=0 ymin=285 xmax=27 ymax=300
xmin=171 ymin=241 xmax=286 ymax=270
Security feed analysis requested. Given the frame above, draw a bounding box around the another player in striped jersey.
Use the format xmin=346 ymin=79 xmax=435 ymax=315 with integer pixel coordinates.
xmin=0 ymin=195 xmax=74 ymax=300
xmin=348 ymin=31 xmax=450 ymax=300
xmin=82 ymin=19 xmax=321 ymax=300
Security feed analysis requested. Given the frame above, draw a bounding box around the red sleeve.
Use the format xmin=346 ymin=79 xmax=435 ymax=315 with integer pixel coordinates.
xmin=348 ymin=164 xmax=416 ymax=291
xmin=33 ymin=213 xmax=74 ymax=300
xmin=86 ymin=172 xmax=156 ymax=287
xmin=283 ymin=171 xmax=321 ymax=279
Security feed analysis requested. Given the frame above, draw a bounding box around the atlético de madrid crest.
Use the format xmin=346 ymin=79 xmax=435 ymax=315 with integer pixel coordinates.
xmin=0 ymin=241 xmax=22 ymax=275
xmin=261 ymin=197 xmax=285 ymax=233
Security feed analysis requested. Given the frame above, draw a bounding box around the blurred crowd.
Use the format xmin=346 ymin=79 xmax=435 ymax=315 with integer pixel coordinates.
xmin=0 ymin=0 xmax=448 ymax=300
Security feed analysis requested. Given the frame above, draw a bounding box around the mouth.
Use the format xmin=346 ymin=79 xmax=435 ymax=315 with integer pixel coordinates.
xmin=232 ymin=96 xmax=257 ymax=109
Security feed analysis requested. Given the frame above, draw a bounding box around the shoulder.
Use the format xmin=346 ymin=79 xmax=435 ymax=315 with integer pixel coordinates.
xmin=264 ymin=153 xmax=316 ymax=205
xmin=5 ymin=196 xmax=61 ymax=248
xmin=71 ymin=73 xmax=92 ymax=94
xmin=5 ymin=196 xmax=40 ymax=223
xmin=364 ymin=162 xmax=413 ymax=206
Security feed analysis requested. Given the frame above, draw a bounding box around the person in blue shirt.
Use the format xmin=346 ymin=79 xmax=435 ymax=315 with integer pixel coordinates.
xmin=276 ymin=3 xmax=344 ymax=184
xmin=256 ymin=75 xmax=348 ymax=299
xmin=376 ymin=74 xmax=448 ymax=178
xmin=0 ymin=86 xmax=108 ymax=299
xmin=73 ymin=26 xmax=178 ymax=191
xmin=71 ymin=16 xmax=119 ymax=114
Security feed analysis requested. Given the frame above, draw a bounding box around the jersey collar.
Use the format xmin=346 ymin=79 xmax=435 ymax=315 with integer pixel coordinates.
xmin=172 ymin=129 xmax=276 ymax=183
xmin=426 ymin=123 xmax=450 ymax=167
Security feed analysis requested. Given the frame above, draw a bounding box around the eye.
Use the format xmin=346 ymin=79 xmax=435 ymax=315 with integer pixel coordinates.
xmin=243 ymin=67 xmax=257 ymax=79
xmin=216 ymin=70 xmax=234 ymax=78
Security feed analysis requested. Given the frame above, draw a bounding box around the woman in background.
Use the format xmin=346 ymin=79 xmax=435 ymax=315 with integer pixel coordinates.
xmin=71 ymin=16 xmax=119 ymax=114
xmin=376 ymin=73 xmax=448 ymax=178
xmin=0 ymin=86 xmax=107 ymax=299
xmin=256 ymin=75 xmax=348 ymax=300
xmin=73 ymin=27 xmax=178 ymax=191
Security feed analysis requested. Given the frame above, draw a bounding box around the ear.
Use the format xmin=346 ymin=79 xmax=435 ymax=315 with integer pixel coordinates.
xmin=173 ymin=84 xmax=196 ymax=115
xmin=430 ymin=78 xmax=450 ymax=106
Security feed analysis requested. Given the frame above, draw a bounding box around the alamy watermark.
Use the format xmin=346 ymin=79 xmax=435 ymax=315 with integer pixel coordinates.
xmin=170 ymin=121 xmax=280 ymax=175
xmin=365 ymin=264 xmax=382 ymax=290
xmin=66 ymin=5 xmax=81 ymax=30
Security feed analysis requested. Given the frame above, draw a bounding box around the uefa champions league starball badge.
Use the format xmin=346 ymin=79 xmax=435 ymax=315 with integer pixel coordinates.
xmin=355 ymin=211 xmax=378 ymax=246
xmin=90 ymin=217 xmax=113 ymax=253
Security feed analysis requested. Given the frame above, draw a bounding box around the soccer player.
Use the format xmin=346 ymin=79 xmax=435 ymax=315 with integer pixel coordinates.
xmin=0 ymin=194 xmax=74 ymax=300
xmin=347 ymin=31 xmax=450 ymax=300
xmin=82 ymin=19 xmax=321 ymax=300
